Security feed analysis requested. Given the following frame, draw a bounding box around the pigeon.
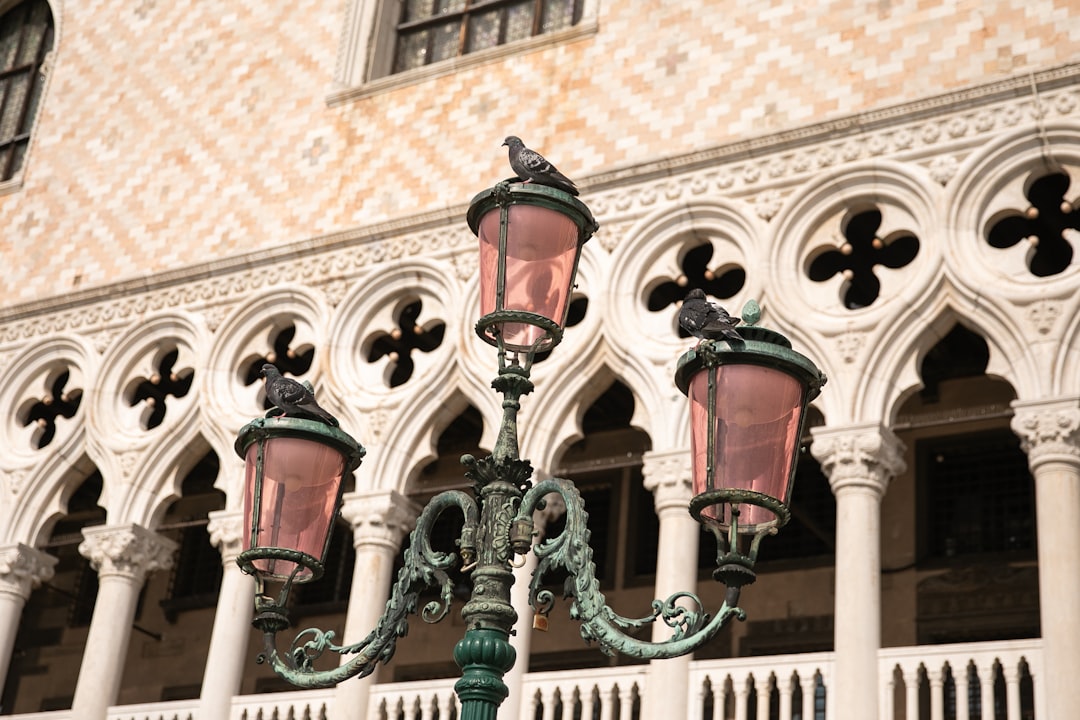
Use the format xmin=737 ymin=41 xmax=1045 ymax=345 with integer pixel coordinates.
xmin=678 ymin=289 xmax=743 ymax=343
xmin=259 ymin=363 xmax=339 ymax=426
xmin=502 ymin=136 xmax=579 ymax=196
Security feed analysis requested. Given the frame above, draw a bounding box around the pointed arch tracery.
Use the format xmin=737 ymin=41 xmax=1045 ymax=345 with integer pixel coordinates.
xmin=606 ymin=200 xmax=764 ymax=363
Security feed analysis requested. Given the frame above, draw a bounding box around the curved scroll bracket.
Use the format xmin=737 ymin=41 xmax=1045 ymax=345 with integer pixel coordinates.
xmin=252 ymin=489 xmax=479 ymax=689
xmin=513 ymin=478 xmax=747 ymax=660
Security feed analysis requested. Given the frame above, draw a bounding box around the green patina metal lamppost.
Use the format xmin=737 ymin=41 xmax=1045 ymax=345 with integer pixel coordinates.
xmin=234 ymin=180 xmax=826 ymax=719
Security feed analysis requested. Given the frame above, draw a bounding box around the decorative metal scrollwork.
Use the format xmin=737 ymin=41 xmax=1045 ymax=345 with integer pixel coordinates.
xmin=255 ymin=490 xmax=478 ymax=688
xmin=515 ymin=477 xmax=745 ymax=660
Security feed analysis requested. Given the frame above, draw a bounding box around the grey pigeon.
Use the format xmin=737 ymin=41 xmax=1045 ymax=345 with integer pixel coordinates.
xmin=259 ymin=363 xmax=339 ymax=426
xmin=678 ymin=289 xmax=743 ymax=343
xmin=503 ymin=136 xmax=579 ymax=196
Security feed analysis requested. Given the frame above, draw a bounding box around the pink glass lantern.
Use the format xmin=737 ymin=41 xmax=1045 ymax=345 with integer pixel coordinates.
xmin=236 ymin=417 xmax=364 ymax=583
xmin=676 ymin=303 xmax=826 ymax=536
xmin=469 ymin=182 xmax=598 ymax=354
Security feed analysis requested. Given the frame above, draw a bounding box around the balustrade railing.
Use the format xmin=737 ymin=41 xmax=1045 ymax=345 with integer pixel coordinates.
xmin=4 ymin=638 xmax=1044 ymax=720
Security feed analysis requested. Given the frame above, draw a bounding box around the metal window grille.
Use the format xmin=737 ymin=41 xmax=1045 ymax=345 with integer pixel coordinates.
xmin=393 ymin=0 xmax=581 ymax=73
xmin=919 ymin=429 xmax=1035 ymax=559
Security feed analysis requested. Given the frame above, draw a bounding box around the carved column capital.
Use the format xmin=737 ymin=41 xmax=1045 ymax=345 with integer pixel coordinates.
xmin=0 ymin=543 xmax=57 ymax=601
xmin=642 ymin=448 xmax=694 ymax=513
xmin=206 ymin=509 xmax=246 ymax=564
xmin=1011 ymin=397 xmax=1080 ymax=470
xmin=810 ymin=423 xmax=906 ymax=497
xmin=78 ymin=524 xmax=178 ymax=583
xmin=339 ymin=489 xmax=421 ymax=551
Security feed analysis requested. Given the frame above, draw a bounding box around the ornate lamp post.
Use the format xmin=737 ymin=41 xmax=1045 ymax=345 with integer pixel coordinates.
xmin=235 ymin=180 xmax=826 ymax=719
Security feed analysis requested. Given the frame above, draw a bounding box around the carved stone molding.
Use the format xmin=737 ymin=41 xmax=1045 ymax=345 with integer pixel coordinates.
xmin=0 ymin=543 xmax=57 ymax=601
xmin=339 ymin=490 xmax=421 ymax=551
xmin=810 ymin=424 xmax=906 ymax=496
xmin=1011 ymin=398 xmax=1080 ymax=469
xmin=78 ymin=524 xmax=178 ymax=583
xmin=206 ymin=509 xmax=246 ymax=565
xmin=1 ymin=66 xmax=1077 ymax=346
xmin=642 ymin=448 xmax=694 ymax=513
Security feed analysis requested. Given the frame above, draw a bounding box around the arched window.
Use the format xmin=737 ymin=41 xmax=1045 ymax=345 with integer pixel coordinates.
xmin=0 ymin=0 xmax=54 ymax=182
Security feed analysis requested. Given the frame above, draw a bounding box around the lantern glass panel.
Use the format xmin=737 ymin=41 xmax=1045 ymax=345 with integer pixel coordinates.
xmin=243 ymin=436 xmax=346 ymax=581
xmin=689 ymin=363 xmax=804 ymax=531
xmin=477 ymin=202 xmax=580 ymax=351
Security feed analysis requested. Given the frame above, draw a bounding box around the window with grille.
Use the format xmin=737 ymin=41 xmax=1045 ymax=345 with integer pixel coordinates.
xmin=918 ymin=428 xmax=1035 ymax=560
xmin=393 ymin=0 xmax=582 ymax=74
xmin=0 ymin=0 xmax=53 ymax=182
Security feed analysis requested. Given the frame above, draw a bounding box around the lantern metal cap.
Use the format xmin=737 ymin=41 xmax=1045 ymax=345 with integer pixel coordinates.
xmin=674 ymin=301 xmax=827 ymax=400
xmin=467 ymin=180 xmax=598 ymax=241
xmin=235 ymin=415 xmax=365 ymax=471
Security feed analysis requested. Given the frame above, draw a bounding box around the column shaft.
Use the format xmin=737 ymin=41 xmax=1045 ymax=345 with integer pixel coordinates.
xmin=811 ymin=425 xmax=905 ymax=720
xmin=335 ymin=490 xmax=419 ymax=720
xmin=1012 ymin=399 xmax=1080 ymax=720
xmin=71 ymin=524 xmax=176 ymax=720
xmin=640 ymin=450 xmax=698 ymax=720
xmin=0 ymin=544 xmax=56 ymax=696
xmin=199 ymin=510 xmax=255 ymax=720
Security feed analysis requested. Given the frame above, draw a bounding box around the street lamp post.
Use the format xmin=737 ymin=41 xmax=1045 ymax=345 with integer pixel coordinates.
xmin=234 ymin=181 xmax=826 ymax=719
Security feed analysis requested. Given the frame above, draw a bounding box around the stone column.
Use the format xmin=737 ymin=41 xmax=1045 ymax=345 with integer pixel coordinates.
xmin=1011 ymin=398 xmax=1080 ymax=719
xmin=640 ymin=449 xmax=699 ymax=720
xmin=504 ymin=550 xmax=539 ymax=719
xmin=72 ymin=524 xmax=177 ymax=720
xmin=0 ymin=544 xmax=57 ymax=692
xmin=198 ymin=510 xmax=255 ymax=720
xmin=334 ymin=489 xmax=420 ymax=720
xmin=811 ymin=424 xmax=905 ymax=720
xmin=503 ymin=478 xmax=566 ymax=720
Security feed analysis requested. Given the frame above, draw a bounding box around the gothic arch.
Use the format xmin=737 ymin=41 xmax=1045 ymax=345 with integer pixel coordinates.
xmin=855 ymin=286 xmax=1036 ymax=424
xmin=205 ymin=286 xmax=330 ymax=431
xmin=524 ymin=349 xmax=661 ymax=474
xmin=5 ymin=450 xmax=97 ymax=547
xmin=112 ymin=416 xmax=212 ymax=529
xmin=360 ymin=367 xmax=501 ymax=495
xmin=0 ymin=334 xmax=93 ymax=476
xmin=328 ymin=258 xmax=463 ymax=406
xmin=606 ymin=199 xmax=764 ymax=363
xmin=767 ymin=159 xmax=941 ymax=339
xmin=946 ymin=122 xmax=1080 ymax=301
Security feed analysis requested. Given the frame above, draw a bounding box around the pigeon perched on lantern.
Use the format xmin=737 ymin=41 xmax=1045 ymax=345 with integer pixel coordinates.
xmin=503 ymin=136 xmax=580 ymax=196
xmin=678 ymin=289 xmax=744 ymax=343
xmin=259 ymin=363 xmax=339 ymax=426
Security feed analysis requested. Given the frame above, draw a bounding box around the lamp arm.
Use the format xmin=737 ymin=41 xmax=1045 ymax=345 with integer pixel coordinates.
xmin=515 ymin=478 xmax=745 ymax=660
xmin=256 ymin=489 xmax=479 ymax=689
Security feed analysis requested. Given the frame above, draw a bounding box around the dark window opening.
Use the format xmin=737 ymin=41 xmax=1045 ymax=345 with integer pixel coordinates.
xmin=366 ymin=299 xmax=446 ymax=388
xmin=648 ymin=242 xmax=746 ymax=320
xmin=918 ymin=324 xmax=990 ymax=403
xmin=0 ymin=0 xmax=54 ymax=181
xmin=21 ymin=368 xmax=82 ymax=449
xmin=987 ymin=171 xmax=1078 ymax=277
xmin=128 ymin=347 xmax=194 ymax=430
xmin=159 ymin=452 xmax=225 ymax=621
xmin=807 ymin=208 xmax=919 ymax=309
xmin=918 ymin=429 xmax=1035 ymax=561
xmin=243 ymin=323 xmax=316 ymax=404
